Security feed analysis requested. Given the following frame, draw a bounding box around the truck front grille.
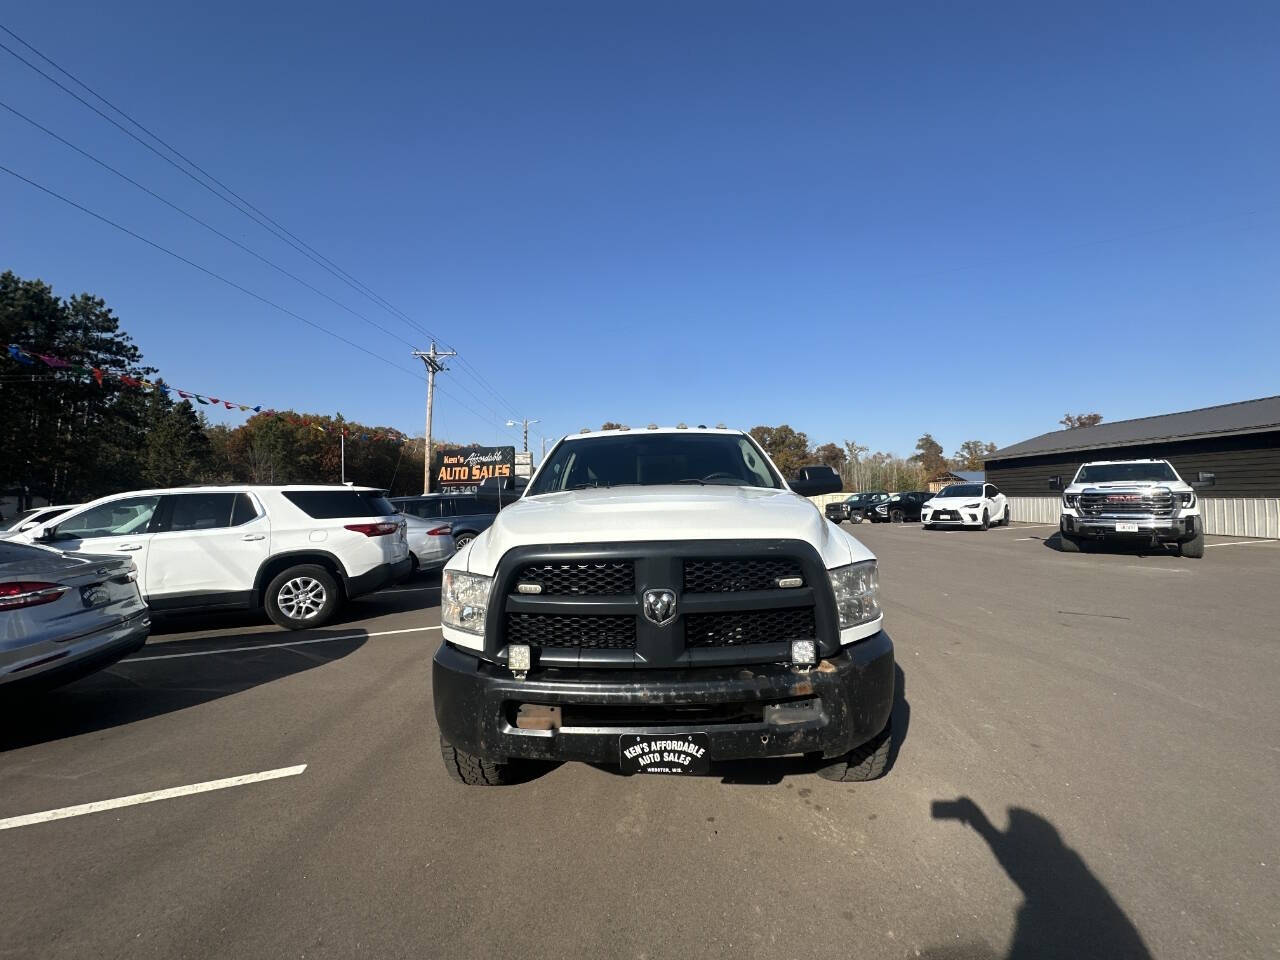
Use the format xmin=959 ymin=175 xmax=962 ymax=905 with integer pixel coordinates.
xmin=685 ymin=607 xmax=816 ymax=647
xmin=683 ymin=558 xmax=804 ymax=593
xmin=505 ymin=613 xmax=637 ymax=649
xmin=1080 ymin=491 xmax=1175 ymax=517
xmin=511 ymin=561 xmax=635 ymax=596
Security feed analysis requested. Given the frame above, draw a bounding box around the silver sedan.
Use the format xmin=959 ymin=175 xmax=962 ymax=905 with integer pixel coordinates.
xmin=402 ymin=515 xmax=456 ymax=574
xmin=0 ymin=539 xmax=150 ymax=691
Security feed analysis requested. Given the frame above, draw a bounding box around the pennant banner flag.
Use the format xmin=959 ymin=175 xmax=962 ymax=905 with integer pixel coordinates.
xmin=6 ymin=344 xmax=408 ymax=444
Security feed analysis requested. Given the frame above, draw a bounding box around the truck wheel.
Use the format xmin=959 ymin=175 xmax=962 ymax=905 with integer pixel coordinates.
xmin=815 ymin=720 xmax=892 ymax=782
xmin=1058 ymin=531 xmax=1081 ymax=553
xmin=440 ymin=734 xmax=517 ymax=786
xmin=1179 ymin=521 xmax=1205 ymax=559
xmin=265 ymin=564 xmax=340 ymax=629
xmin=980 ymin=510 xmax=990 ymax=531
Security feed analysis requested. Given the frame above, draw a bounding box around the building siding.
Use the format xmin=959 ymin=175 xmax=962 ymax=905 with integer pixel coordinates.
xmin=985 ymin=430 xmax=1280 ymax=500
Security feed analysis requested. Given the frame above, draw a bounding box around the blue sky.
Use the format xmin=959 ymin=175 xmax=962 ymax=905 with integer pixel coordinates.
xmin=2 ymin=1 xmax=1277 ymax=459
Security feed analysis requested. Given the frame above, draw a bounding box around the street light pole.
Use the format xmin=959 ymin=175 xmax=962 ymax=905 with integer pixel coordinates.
xmin=505 ymin=417 xmax=541 ymax=453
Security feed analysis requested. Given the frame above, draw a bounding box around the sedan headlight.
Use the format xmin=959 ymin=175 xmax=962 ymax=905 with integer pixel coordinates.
xmin=442 ymin=570 xmax=492 ymax=634
xmin=964 ymin=502 xmax=981 ymax=509
xmin=828 ymin=561 xmax=880 ymax=630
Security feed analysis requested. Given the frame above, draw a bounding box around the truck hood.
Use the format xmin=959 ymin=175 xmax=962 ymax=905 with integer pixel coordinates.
xmin=459 ymin=485 xmax=870 ymax=576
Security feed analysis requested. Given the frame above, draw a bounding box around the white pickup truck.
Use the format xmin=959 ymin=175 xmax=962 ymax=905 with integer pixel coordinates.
xmin=433 ymin=426 xmax=895 ymax=785
xmin=1052 ymin=458 xmax=1215 ymax=558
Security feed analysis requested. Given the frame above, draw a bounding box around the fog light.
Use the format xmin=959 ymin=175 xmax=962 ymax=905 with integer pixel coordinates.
xmin=508 ymin=643 xmax=531 ymax=678
xmin=790 ymin=639 xmax=816 ymax=668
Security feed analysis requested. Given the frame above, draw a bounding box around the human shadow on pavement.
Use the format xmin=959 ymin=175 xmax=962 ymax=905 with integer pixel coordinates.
xmin=0 ymin=629 xmax=367 ymax=751
xmin=925 ymin=798 xmax=1152 ymax=960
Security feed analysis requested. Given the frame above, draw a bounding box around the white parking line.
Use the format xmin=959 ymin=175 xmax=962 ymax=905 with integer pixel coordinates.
xmin=996 ymin=524 xmax=1058 ymax=531
xmin=124 ymin=625 xmax=441 ymax=662
xmin=1206 ymin=540 xmax=1279 ymax=548
xmin=0 ymin=765 xmax=307 ymax=831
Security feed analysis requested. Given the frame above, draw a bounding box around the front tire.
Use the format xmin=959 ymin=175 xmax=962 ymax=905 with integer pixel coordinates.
xmin=440 ymin=734 xmax=519 ymax=786
xmin=980 ymin=510 xmax=990 ymax=531
xmin=1179 ymin=520 xmax=1205 ymax=558
xmin=890 ymin=509 xmax=904 ymax=524
xmin=815 ymin=720 xmax=893 ymax=782
xmin=1001 ymin=506 xmax=1011 ymax=526
xmin=1058 ymin=530 xmax=1081 ymax=553
xmin=265 ymin=564 xmax=340 ymax=629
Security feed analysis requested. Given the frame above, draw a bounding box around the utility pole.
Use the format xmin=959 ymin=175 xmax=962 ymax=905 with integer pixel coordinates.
xmin=412 ymin=343 xmax=456 ymax=494
xmin=506 ymin=417 xmax=541 ymax=453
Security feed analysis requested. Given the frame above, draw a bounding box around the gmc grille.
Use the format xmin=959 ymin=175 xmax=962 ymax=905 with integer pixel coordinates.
xmin=685 ymin=607 xmax=816 ymax=647
xmin=1080 ymin=490 xmax=1175 ymax=517
xmin=511 ymin=561 xmax=635 ymax=596
xmin=505 ymin=613 xmax=636 ymax=649
xmin=684 ymin=558 xmax=804 ymax=593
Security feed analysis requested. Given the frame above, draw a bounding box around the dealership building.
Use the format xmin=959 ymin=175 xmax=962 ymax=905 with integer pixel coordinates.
xmin=985 ymin=395 xmax=1280 ymax=539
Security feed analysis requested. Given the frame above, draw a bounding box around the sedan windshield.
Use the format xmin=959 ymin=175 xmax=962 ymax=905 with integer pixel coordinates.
xmin=938 ymin=484 xmax=983 ymax=498
xmin=1075 ymin=462 xmax=1178 ymax=483
xmin=527 ymin=433 xmax=783 ymax=495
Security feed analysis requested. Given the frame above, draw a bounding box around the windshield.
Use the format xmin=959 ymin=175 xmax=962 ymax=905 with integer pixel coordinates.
xmin=938 ymin=484 xmax=983 ymax=498
xmin=845 ymin=494 xmax=868 ymax=504
xmin=3 ymin=508 xmax=41 ymax=532
xmin=527 ymin=433 xmax=783 ymax=495
xmin=1075 ymin=462 xmax=1179 ymax=484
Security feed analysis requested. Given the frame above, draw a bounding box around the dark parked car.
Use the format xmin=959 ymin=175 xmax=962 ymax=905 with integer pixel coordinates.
xmin=0 ymin=539 xmax=150 ymax=691
xmin=872 ymin=491 xmax=933 ymax=523
xmin=391 ymin=493 xmax=499 ymax=550
xmin=827 ymin=491 xmax=890 ymax=523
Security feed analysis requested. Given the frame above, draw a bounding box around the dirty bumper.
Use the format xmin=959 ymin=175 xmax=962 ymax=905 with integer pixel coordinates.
xmin=433 ymin=631 xmax=894 ymax=765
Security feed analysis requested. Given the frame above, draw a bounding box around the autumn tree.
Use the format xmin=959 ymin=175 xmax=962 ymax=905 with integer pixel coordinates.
xmin=749 ymin=424 xmax=811 ymax=477
xmin=812 ymin=442 xmax=846 ymax=470
xmin=1060 ymin=412 xmax=1103 ymax=429
xmin=909 ymin=433 xmax=947 ymax=477
xmin=951 ymin=440 xmax=998 ymax=471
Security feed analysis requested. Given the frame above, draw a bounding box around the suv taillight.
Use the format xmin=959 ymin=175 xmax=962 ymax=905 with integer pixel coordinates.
xmin=0 ymin=582 xmax=70 ymax=610
xmin=344 ymin=522 xmax=399 ymax=537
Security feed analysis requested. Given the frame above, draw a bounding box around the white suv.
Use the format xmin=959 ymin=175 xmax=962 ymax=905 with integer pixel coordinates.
xmin=16 ymin=486 xmax=411 ymax=628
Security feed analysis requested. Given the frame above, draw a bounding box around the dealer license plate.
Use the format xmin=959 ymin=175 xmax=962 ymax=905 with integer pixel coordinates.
xmin=1115 ymin=522 xmax=1140 ymax=533
xmin=619 ymin=733 xmax=711 ymax=775
xmin=938 ymin=511 xmax=955 ymax=520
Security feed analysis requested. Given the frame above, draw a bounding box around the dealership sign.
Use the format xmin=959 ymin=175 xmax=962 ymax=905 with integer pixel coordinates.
xmin=433 ymin=445 xmax=516 ymax=489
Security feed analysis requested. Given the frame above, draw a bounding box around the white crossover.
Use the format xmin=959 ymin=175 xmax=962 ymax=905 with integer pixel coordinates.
xmin=922 ymin=482 xmax=1010 ymax=530
xmin=15 ymin=485 xmax=411 ymax=628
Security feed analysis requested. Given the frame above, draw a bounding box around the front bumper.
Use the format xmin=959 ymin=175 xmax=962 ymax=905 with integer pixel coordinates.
xmin=1062 ymin=513 xmax=1197 ymax=541
xmin=433 ymin=630 xmax=895 ymax=765
xmin=922 ymin=510 xmax=982 ymax=526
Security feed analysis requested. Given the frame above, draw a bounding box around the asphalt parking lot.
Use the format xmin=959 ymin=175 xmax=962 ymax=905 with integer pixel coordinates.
xmin=1 ymin=524 xmax=1277 ymax=960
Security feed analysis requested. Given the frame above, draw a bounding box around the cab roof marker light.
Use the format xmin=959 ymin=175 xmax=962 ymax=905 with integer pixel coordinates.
xmin=647 ymin=424 xmax=659 ymax=430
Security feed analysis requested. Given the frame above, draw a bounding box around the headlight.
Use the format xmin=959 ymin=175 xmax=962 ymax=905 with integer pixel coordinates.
xmin=964 ymin=502 xmax=981 ymax=509
xmin=1179 ymin=491 xmax=1195 ymax=508
xmin=441 ymin=570 xmax=492 ymax=634
xmin=828 ymin=561 xmax=880 ymax=630
xmin=1063 ymin=494 xmax=1080 ymax=508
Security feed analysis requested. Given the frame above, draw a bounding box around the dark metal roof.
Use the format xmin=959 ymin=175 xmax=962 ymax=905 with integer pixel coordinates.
xmin=988 ymin=395 xmax=1280 ymax=461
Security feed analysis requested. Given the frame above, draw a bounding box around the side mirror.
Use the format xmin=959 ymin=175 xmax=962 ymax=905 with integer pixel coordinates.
xmin=790 ymin=464 xmax=843 ymax=497
xmin=1048 ymin=476 xmax=1063 ymax=491
xmin=1191 ymin=471 xmax=1216 ymax=489
xmin=18 ymin=521 xmax=38 ymax=533
xmin=32 ymin=526 xmax=56 ymax=543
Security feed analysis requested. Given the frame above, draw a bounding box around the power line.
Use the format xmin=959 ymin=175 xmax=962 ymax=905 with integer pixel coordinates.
xmin=0 ymin=97 xmax=426 ymax=352
xmin=0 ymin=161 xmax=425 ymax=382
xmin=0 ymin=23 xmax=528 ymax=422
